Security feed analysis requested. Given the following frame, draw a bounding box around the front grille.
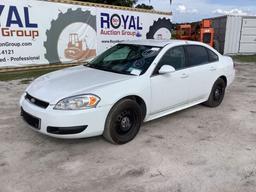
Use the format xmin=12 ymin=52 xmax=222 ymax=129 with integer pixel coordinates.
xmin=25 ymin=93 xmax=49 ymax=109
xmin=21 ymin=108 xmax=41 ymax=130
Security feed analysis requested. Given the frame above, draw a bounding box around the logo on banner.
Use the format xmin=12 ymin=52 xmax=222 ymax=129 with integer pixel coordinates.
xmin=44 ymin=8 xmax=97 ymax=64
xmin=0 ymin=5 xmax=39 ymax=39
xmin=146 ymin=18 xmax=172 ymax=40
xmin=100 ymin=12 xmax=143 ymax=37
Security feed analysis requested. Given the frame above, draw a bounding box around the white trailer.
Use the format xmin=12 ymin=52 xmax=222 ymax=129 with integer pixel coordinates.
xmin=0 ymin=0 xmax=172 ymax=67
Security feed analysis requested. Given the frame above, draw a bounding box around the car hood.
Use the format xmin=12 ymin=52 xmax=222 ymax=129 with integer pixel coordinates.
xmin=26 ymin=65 xmax=133 ymax=104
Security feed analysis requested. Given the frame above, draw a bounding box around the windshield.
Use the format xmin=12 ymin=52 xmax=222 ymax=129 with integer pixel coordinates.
xmin=86 ymin=44 xmax=161 ymax=76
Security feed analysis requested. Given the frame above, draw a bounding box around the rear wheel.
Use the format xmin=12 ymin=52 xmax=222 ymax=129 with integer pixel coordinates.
xmin=204 ymin=78 xmax=226 ymax=107
xmin=103 ymin=99 xmax=142 ymax=144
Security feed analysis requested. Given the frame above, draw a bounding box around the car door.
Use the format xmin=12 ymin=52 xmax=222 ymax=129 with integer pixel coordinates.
xmin=150 ymin=46 xmax=190 ymax=115
xmin=184 ymin=45 xmax=219 ymax=103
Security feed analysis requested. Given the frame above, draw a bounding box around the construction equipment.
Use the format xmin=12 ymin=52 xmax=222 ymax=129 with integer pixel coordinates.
xmin=64 ymin=33 xmax=96 ymax=61
xmin=176 ymin=19 xmax=214 ymax=47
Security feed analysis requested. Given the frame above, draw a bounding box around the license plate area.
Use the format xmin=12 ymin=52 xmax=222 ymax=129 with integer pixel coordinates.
xmin=21 ymin=108 xmax=41 ymax=130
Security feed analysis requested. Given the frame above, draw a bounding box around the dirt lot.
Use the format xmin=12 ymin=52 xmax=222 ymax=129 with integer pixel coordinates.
xmin=0 ymin=63 xmax=256 ymax=192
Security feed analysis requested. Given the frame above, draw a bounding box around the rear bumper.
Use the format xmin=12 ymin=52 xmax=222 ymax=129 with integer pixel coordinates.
xmin=227 ymin=69 xmax=236 ymax=87
xmin=20 ymin=95 xmax=111 ymax=139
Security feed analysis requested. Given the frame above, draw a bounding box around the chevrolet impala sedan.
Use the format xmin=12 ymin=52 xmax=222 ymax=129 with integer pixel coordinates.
xmin=20 ymin=40 xmax=235 ymax=144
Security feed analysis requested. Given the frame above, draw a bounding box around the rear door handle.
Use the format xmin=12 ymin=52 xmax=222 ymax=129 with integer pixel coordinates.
xmin=181 ymin=73 xmax=189 ymax=79
xmin=210 ymin=66 xmax=217 ymax=71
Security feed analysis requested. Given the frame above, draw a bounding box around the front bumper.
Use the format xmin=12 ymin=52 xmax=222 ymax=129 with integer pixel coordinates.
xmin=20 ymin=95 xmax=111 ymax=139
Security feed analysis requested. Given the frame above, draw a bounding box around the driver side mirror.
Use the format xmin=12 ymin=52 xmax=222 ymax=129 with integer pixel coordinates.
xmin=158 ymin=65 xmax=176 ymax=74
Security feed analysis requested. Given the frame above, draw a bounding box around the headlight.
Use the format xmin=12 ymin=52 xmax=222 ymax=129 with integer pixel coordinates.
xmin=54 ymin=94 xmax=100 ymax=110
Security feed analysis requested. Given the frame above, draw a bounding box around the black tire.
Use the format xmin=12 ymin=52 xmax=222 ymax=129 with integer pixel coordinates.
xmin=146 ymin=18 xmax=172 ymax=39
xmin=204 ymin=78 xmax=226 ymax=107
xmin=44 ymin=8 xmax=96 ymax=64
xmin=103 ymin=99 xmax=142 ymax=144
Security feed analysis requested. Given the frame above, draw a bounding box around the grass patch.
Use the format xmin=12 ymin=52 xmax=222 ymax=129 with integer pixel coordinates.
xmin=232 ymin=55 xmax=256 ymax=63
xmin=19 ymin=79 xmax=33 ymax=84
xmin=0 ymin=67 xmax=65 ymax=81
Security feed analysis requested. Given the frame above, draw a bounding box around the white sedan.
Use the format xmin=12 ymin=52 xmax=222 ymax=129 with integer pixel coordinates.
xmin=20 ymin=40 xmax=235 ymax=144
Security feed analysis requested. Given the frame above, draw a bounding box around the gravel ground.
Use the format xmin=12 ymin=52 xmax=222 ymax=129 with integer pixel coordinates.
xmin=0 ymin=63 xmax=256 ymax=192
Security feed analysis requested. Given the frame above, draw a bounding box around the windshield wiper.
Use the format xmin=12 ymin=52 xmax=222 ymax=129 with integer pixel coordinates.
xmin=84 ymin=64 xmax=100 ymax=70
xmin=87 ymin=64 xmax=134 ymax=76
xmin=84 ymin=63 xmax=137 ymax=76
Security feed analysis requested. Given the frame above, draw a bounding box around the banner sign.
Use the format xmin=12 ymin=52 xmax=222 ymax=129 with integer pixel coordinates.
xmin=0 ymin=0 xmax=172 ymax=67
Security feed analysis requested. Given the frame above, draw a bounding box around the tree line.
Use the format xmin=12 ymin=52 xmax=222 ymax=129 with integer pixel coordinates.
xmin=77 ymin=0 xmax=154 ymax=10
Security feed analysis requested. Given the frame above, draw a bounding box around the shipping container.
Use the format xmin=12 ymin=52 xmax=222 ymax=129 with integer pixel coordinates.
xmin=211 ymin=15 xmax=256 ymax=55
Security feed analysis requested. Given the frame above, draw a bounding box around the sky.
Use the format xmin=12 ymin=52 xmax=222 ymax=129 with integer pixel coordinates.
xmin=136 ymin=0 xmax=256 ymax=23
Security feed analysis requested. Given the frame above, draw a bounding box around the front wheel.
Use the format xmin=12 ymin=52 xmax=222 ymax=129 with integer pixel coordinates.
xmin=204 ymin=78 xmax=226 ymax=107
xmin=103 ymin=99 xmax=142 ymax=144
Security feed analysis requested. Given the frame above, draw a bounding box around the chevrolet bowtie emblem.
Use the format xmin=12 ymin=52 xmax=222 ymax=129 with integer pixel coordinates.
xmin=30 ymin=98 xmax=36 ymax=103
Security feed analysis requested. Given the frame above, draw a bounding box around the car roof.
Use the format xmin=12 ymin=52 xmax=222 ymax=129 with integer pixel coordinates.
xmin=121 ymin=39 xmax=187 ymax=47
xmin=120 ymin=39 xmax=220 ymax=55
xmin=121 ymin=39 xmax=211 ymax=48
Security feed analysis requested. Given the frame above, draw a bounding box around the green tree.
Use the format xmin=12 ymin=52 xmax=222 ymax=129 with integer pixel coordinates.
xmin=77 ymin=0 xmax=138 ymax=7
xmin=135 ymin=3 xmax=153 ymax=10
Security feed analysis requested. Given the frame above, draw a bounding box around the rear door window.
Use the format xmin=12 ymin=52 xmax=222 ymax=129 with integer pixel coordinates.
xmin=207 ymin=49 xmax=219 ymax=62
xmin=185 ymin=45 xmax=209 ymax=67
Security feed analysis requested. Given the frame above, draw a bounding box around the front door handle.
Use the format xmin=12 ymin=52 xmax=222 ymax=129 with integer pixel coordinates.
xmin=181 ymin=73 xmax=189 ymax=79
xmin=210 ymin=66 xmax=217 ymax=71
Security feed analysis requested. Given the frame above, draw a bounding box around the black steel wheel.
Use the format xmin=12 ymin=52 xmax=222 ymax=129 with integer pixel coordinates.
xmin=103 ymin=99 xmax=142 ymax=144
xmin=204 ymin=78 xmax=226 ymax=107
